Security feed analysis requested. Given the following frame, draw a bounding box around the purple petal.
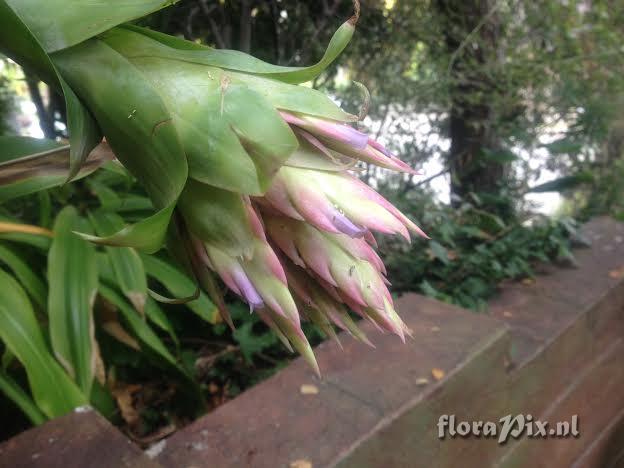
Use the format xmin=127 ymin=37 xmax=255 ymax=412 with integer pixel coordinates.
xmin=314 ymin=119 xmax=369 ymax=150
xmin=368 ymin=138 xmax=392 ymax=156
xmin=279 ymin=111 xmax=368 ymax=150
xmin=330 ymin=209 xmax=367 ymax=238
xmin=232 ymin=269 xmax=264 ymax=309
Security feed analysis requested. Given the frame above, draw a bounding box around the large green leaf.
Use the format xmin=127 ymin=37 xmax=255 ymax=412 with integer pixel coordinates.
xmin=89 ymin=210 xmax=148 ymax=314
xmin=0 ymin=137 xmax=113 ymax=202
xmin=104 ymin=27 xmax=356 ymax=121
xmin=0 ymin=269 xmax=87 ymax=418
xmin=0 ymin=2 xmax=102 ymax=179
xmin=100 ymin=28 xmax=298 ymax=195
xmin=48 ymin=207 xmax=98 ymax=395
xmin=121 ymin=17 xmax=355 ymax=85
xmin=6 ymin=0 xmax=177 ymax=53
xmin=53 ymin=39 xmax=188 ymax=252
xmin=141 ymin=254 xmax=219 ymax=324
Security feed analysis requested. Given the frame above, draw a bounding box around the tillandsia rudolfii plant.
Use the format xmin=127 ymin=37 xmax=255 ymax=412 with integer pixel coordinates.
xmin=0 ymin=0 xmax=428 ymax=376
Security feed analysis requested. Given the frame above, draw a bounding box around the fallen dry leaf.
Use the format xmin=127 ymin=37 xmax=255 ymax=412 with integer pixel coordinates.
xmin=101 ymin=321 xmax=140 ymax=350
xmin=290 ymin=459 xmax=313 ymax=468
xmin=431 ymin=368 xmax=445 ymax=381
xmin=111 ymin=383 xmax=142 ymax=428
xmin=300 ymin=384 xmax=319 ymax=395
xmin=502 ymin=310 xmax=513 ymax=318
xmin=430 ymin=326 xmax=440 ymax=332
xmin=608 ymin=266 xmax=624 ymax=279
xmin=521 ymin=278 xmax=535 ymax=286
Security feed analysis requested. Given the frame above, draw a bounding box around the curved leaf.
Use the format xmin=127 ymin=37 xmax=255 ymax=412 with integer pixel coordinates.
xmin=48 ymin=207 xmax=98 ymax=395
xmin=6 ymin=0 xmax=177 ymax=53
xmin=104 ymin=27 xmax=356 ymax=122
xmin=141 ymin=254 xmax=219 ymax=324
xmin=0 ymin=137 xmax=114 ymax=202
xmin=76 ymin=205 xmax=175 ymax=254
xmin=0 ymin=370 xmax=46 ymax=425
xmin=0 ymin=242 xmax=46 ymax=309
xmin=0 ymin=2 xmax=101 ymax=179
xmin=121 ymin=18 xmax=355 ymax=84
xmin=0 ymin=269 xmax=87 ymax=418
xmin=89 ymin=210 xmax=148 ymax=314
xmin=53 ymin=39 xmax=188 ymax=251
xmin=98 ymin=285 xmax=180 ymax=370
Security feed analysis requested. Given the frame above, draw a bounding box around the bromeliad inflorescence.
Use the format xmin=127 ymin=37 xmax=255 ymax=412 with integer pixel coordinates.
xmin=6 ymin=0 xmax=428 ymax=374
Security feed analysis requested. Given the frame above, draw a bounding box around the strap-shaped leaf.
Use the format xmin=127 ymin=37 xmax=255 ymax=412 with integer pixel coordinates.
xmin=96 ymin=252 xmax=177 ymax=345
xmin=141 ymin=253 xmax=219 ymax=324
xmin=53 ymin=39 xmax=188 ymax=252
xmin=0 ymin=215 xmax=52 ymax=250
xmin=0 ymin=242 xmax=46 ymax=309
xmin=144 ymin=298 xmax=179 ymax=347
xmin=48 ymin=207 xmax=98 ymax=395
xmin=0 ymin=2 xmax=102 ymax=180
xmin=121 ymin=16 xmax=355 ymax=85
xmin=6 ymin=0 xmax=177 ymax=53
xmin=0 ymin=137 xmax=114 ymax=202
xmin=89 ymin=210 xmax=148 ymax=314
xmin=98 ymin=285 xmax=181 ymax=371
xmin=0 ymin=269 xmax=87 ymax=418
xmin=0 ymin=370 xmax=46 ymax=425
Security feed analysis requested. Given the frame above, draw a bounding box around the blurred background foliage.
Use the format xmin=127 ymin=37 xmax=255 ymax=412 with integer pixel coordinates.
xmin=1 ymin=0 xmax=624 ymax=442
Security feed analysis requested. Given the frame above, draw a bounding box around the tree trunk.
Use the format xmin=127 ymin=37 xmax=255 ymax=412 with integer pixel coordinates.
xmin=436 ymin=0 xmax=510 ymax=217
xmin=25 ymin=75 xmax=55 ymax=139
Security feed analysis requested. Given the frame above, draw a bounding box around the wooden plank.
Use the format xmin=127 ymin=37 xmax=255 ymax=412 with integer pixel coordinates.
xmin=0 ymin=407 xmax=161 ymax=468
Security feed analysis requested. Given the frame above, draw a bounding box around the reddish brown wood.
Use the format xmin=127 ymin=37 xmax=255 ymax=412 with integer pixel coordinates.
xmin=0 ymin=407 xmax=160 ymax=468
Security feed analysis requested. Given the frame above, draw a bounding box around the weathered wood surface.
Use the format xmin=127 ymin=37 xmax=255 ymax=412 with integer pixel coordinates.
xmin=0 ymin=407 xmax=159 ymax=468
